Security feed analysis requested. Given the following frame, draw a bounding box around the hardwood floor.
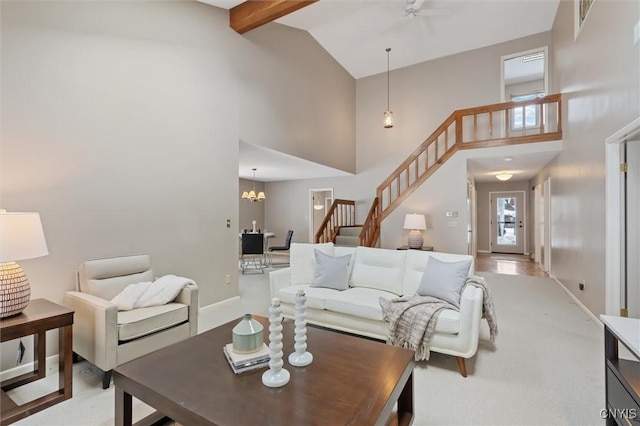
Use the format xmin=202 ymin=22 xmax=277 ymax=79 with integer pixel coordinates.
xmin=474 ymin=253 xmax=549 ymax=278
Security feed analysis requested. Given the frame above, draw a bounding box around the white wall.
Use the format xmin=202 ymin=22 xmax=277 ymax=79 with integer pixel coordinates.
xmin=0 ymin=1 xmax=355 ymax=372
xmin=235 ymin=24 xmax=356 ymax=174
xmin=1 ymin=0 xmax=240 ymax=371
xmin=530 ymin=0 xmax=640 ymax=315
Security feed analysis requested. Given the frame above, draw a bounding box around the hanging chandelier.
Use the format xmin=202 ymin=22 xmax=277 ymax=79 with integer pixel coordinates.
xmin=384 ymin=47 xmax=393 ymax=129
xmin=242 ymin=168 xmax=266 ymax=202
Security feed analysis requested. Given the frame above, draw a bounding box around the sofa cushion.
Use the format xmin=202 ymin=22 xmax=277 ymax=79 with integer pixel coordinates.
xmin=349 ymin=247 xmax=406 ymax=295
xmin=417 ymin=257 xmax=472 ymax=308
xmin=312 ymin=249 xmax=351 ymax=291
xmin=325 ymin=288 xmax=398 ymax=321
xmin=117 ymin=303 xmax=188 ymax=342
xmin=290 ymin=243 xmax=334 ymax=285
xmin=403 ymin=250 xmax=475 ymax=295
xmin=278 ymin=284 xmax=339 ymax=310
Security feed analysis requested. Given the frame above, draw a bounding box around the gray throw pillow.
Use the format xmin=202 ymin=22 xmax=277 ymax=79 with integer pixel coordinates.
xmin=311 ymin=249 xmax=351 ymax=291
xmin=416 ymin=257 xmax=472 ymax=308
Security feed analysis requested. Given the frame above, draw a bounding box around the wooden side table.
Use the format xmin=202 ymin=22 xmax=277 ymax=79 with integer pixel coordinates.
xmin=397 ymin=245 xmax=434 ymax=251
xmin=0 ymin=299 xmax=74 ymax=425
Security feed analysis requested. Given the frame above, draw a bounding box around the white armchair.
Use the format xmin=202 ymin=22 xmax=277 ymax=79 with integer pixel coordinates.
xmin=63 ymin=254 xmax=198 ymax=388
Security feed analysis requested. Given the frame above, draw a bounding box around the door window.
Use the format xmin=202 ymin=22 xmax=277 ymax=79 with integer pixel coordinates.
xmin=496 ymin=197 xmax=517 ymax=246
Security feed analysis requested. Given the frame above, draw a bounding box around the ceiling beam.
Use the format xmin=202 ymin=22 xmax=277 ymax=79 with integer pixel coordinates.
xmin=230 ymin=0 xmax=317 ymax=35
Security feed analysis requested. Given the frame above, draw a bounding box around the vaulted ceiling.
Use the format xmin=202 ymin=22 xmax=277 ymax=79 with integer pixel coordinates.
xmin=199 ymin=0 xmax=562 ymax=182
xmin=203 ymin=0 xmax=560 ymax=79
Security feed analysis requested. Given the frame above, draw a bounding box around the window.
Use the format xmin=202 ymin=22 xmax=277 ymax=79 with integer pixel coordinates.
xmin=511 ymin=92 xmax=544 ymax=131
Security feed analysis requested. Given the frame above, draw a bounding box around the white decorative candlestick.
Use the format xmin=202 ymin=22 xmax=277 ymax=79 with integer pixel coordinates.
xmin=262 ymin=298 xmax=290 ymax=388
xmin=288 ymin=289 xmax=313 ymax=367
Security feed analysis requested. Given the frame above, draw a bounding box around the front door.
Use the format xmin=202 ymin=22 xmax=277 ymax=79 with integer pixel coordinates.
xmin=490 ymin=191 xmax=525 ymax=254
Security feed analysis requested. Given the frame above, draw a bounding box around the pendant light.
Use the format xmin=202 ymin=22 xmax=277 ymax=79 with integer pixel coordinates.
xmin=313 ymin=194 xmax=324 ymax=210
xmin=384 ymin=47 xmax=393 ymax=129
xmin=242 ymin=168 xmax=266 ymax=202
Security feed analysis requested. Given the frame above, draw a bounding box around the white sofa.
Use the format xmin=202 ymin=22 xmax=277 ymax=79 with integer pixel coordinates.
xmin=269 ymin=244 xmax=484 ymax=377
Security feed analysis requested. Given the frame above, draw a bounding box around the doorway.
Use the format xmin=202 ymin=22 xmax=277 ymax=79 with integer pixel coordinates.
xmin=605 ymin=117 xmax=640 ymax=317
xmin=490 ymin=191 xmax=525 ymax=254
xmin=308 ymin=188 xmax=333 ymax=243
xmin=467 ymin=179 xmax=477 ymax=256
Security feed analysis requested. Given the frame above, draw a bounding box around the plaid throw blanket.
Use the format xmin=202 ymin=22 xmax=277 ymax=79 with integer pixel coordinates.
xmin=380 ymin=275 xmax=499 ymax=361
xmin=464 ymin=275 xmax=498 ymax=342
xmin=379 ymin=295 xmax=456 ymax=361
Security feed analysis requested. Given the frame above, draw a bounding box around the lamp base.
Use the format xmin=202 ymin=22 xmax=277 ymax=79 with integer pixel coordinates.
xmin=1 ymin=262 xmax=31 ymax=318
xmin=407 ymin=230 xmax=423 ymax=249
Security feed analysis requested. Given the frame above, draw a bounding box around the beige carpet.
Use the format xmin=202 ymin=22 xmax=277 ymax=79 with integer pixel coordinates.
xmin=8 ymin=272 xmax=603 ymax=425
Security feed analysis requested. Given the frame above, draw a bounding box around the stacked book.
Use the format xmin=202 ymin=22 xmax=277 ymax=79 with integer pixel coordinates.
xmin=223 ymin=343 xmax=270 ymax=375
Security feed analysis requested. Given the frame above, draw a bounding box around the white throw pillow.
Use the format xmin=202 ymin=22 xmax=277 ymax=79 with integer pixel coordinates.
xmin=290 ymin=243 xmax=334 ymax=285
xmin=416 ymin=257 xmax=472 ymax=308
xmin=311 ymin=249 xmax=351 ymax=291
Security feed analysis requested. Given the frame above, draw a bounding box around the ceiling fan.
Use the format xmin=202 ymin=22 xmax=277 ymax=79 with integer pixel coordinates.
xmin=380 ymin=0 xmax=451 ymax=37
xmin=403 ymin=0 xmax=451 ymax=20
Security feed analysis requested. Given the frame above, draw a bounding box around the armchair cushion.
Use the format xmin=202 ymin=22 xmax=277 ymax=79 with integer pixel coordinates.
xmin=117 ymin=303 xmax=188 ymax=342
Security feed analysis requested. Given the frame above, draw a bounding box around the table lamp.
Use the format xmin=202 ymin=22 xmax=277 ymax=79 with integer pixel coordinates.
xmin=0 ymin=210 xmax=49 ymax=318
xmin=403 ymin=213 xmax=426 ymax=249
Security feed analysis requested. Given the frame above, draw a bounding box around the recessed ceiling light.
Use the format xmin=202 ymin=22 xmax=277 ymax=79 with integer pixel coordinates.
xmin=503 ymin=156 xmax=513 ymax=162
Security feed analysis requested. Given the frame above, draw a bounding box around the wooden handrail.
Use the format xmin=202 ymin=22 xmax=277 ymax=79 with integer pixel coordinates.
xmin=358 ymin=197 xmax=380 ymax=247
xmin=376 ymin=94 xmax=562 ymax=222
xmin=313 ymin=95 xmax=563 ymax=248
xmin=314 ymin=199 xmax=356 ymax=244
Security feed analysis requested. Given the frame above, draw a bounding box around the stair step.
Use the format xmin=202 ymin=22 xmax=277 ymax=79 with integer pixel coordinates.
xmin=335 ymin=235 xmax=359 ymax=247
xmin=338 ymin=226 xmax=363 ymax=237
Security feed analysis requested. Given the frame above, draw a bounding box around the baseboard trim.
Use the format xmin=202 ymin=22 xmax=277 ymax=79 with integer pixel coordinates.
xmin=198 ymin=296 xmax=243 ymax=333
xmin=550 ymin=274 xmax=603 ymax=330
xmin=0 ymin=355 xmax=59 ymax=382
xmin=477 ymin=250 xmax=490 ymax=254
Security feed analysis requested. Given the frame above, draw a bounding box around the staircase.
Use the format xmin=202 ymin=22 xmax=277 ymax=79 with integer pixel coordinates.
xmin=334 ymin=226 xmax=362 ymax=247
xmin=315 ymin=94 xmax=563 ymax=247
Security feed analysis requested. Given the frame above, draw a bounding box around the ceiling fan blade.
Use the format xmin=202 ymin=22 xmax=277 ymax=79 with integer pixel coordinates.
xmin=413 ymin=0 xmax=426 ymax=10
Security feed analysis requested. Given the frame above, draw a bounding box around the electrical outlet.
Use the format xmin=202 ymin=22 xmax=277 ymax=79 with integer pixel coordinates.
xmin=225 ymin=274 xmax=231 ymax=285
xmin=578 ymin=281 xmax=585 ymax=291
xmin=226 ymin=219 xmax=231 ymax=228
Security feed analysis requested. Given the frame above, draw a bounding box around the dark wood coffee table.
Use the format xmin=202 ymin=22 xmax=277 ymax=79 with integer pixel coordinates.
xmin=114 ymin=316 xmax=415 ymax=426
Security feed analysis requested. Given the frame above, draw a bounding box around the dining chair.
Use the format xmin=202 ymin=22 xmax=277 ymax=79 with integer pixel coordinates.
xmin=241 ymin=233 xmax=266 ymax=274
xmin=268 ymin=230 xmax=293 ymax=267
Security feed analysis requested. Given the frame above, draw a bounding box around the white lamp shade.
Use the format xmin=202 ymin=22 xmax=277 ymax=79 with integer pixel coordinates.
xmin=403 ymin=213 xmax=426 ymax=230
xmin=0 ymin=212 xmax=49 ymax=262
